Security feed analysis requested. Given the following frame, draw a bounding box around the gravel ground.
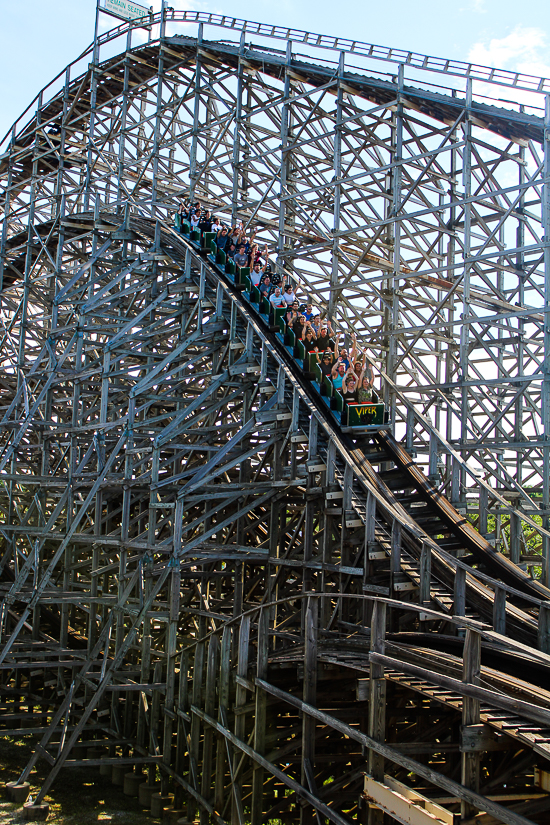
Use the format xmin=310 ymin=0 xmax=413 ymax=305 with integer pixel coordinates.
xmin=0 ymin=738 xmax=155 ymax=824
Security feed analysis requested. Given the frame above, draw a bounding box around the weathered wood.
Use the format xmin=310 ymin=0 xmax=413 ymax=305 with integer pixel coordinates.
xmin=369 ymin=651 xmax=550 ymax=727
xmin=492 ymin=586 xmax=506 ymax=635
xmin=301 ymin=598 xmax=318 ymax=825
xmin=368 ymin=601 xmax=386 ymax=825
xmin=419 ymin=540 xmax=431 ymax=606
xmin=461 ymin=628 xmax=481 ymax=820
xmin=215 ymin=626 xmax=231 ymax=812
xmin=232 ymin=614 xmax=250 ymax=825
xmin=200 ymin=633 xmax=219 ymax=825
xmin=1 ymin=24 xmax=549 ymax=825
xmin=256 ymin=678 xmax=534 ymax=825
xmin=251 ymin=609 xmax=269 ymax=825
xmin=453 ymin=565 xmax=466 ymax=620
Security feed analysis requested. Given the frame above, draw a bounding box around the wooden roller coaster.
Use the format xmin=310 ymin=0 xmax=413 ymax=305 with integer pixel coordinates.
xmin=2 ymin=7 xmax=550 ymax=825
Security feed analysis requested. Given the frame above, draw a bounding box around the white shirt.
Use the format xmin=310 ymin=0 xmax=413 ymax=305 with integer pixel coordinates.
xmin=251 ymin=269 xmax=262 ymax=286
xmin=283 ymin=290 xmax=296 ymax=305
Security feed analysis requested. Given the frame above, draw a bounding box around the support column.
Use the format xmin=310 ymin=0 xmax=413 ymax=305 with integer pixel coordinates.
xmin=329 ymin=52 xmax=344 ymax=323
xmin=383 ymin=66 xmax=404 ymax=429
xmin=368 ymin=601 xmax=386 ymax=825
xmin=277 ymin=40 xmax=293 ymax=285
xmin=251 ymin=608 xmax=269 ymax=825
xmin=200 ymin=633 xmax=219 ymax=825
xmin=231 ymin=32 xmax=246 ymax=222
xmin=84 ymin=3 xmax=100 ymax=211
xmin=231 ymin=615 xmax=250 ymax=824
xmin=461 ymin=628 xmax=481 ymax=820
xmin=542 ymin=94 xmax=550 ymax=584
xmin=459 ymin=80 xmax=473 ymax=505
xmin=301 ymin=597 xmax=318 ymax=825
xmin=189 ymin=25 xmax=203 ymax=203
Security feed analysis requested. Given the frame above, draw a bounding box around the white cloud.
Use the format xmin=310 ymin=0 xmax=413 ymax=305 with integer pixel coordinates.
xmin=469 ymin=25 xmax=550 ymax=78
xmin=470 ymin=0 xmax=486 ymax=14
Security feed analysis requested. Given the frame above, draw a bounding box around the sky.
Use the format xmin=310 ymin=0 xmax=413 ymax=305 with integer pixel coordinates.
xmin=0 ymin=0 xmax=549 ymax=142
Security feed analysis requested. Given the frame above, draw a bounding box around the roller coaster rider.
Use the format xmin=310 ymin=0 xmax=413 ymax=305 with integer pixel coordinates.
xmin=174 ymin=201 xmax=387 ymax=428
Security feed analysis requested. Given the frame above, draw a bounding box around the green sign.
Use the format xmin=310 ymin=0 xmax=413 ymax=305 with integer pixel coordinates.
xmin=347 ymin=403 xmax=385 ymax=426
xmin=101 ymin=0 xmax=151 ymax=22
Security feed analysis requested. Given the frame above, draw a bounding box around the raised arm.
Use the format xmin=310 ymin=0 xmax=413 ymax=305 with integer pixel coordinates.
xmin=331 ymin=359 xmax=342 ymax=379
xmin=360 ymin=356 xmax=375 ymax=388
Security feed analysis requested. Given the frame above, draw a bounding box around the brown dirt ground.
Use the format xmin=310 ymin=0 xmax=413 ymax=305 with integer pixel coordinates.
xmin=0 ymin=737 xmax=155 ymax=824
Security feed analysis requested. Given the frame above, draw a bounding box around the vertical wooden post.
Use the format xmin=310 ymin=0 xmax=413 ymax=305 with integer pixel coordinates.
xmin=454 ymin=565 xmax=466 ymax=632
xmin=368 ymin=601 xmax=386 ymax=825
xmin=419 ymin=541 xmax=432 ymax=606
xmin=200 ymin=634 xmax=219 ymax=825
xmin=479 ymin=485 xmax=489 ymax=536
xmin=232 ymin=615 xmax=249 ymax=825
xmin=538 ymin=602 xmax=550 ymax=653
xmin=215 ymin=626 xmax=231 ymax=812
xmin=339 ymin=463 xmax=353 ymax=623
xmin=251 ymin=608 xmax=269 ymax=825
xmin=150 ymin=662 xmax=162 ymax=786
xmin=365 ymin=492 xmax=376 ymax=545
xmin=301 ymin=597 xmax=318 ymax=825
xmin=492 ymin=586 xmax=506 ymax=635
xmin=461 ymin=628 xmax=481 ymax=820
xmin=363 ymin=492 xmax=376 ymax=626
xmin=510 ymin=509 xmax=521 ymax=566
xmin=450 ymin=457 xmax=461 ymax=504
xmin=321 ymin=439 xmax=337 ymax=628
xmin=390 ymin=521 xmax=401 ymax=631
xmin=303 ymin=416 xmax=318 ymax=603
xmin=428 ymin=433 xmax=439 ymax=481
xmin=405 ymin=406 xmax=415 ymax=453
xmin=390 ymin=520 xmax=401 ymax=580
xmin=137 ymin=554 xmax=153 ymax=771
xmin=173 ymin=651 xmax=189 ymax=813
xmin=188 ymin=616 xmax=205 ymax=822
xmin=163 ymin=556 xmax=180 ymax=791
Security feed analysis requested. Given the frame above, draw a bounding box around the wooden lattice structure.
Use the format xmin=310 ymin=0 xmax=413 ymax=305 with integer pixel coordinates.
xmin=2 ymin=9 xmax=550 ymax=824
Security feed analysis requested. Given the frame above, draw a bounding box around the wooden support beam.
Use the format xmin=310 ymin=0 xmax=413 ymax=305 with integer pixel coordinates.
xmin=368 ymin=601 xmax=386 ymax=825
xmin=461 ymin=628 xmax=481 ymax=820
